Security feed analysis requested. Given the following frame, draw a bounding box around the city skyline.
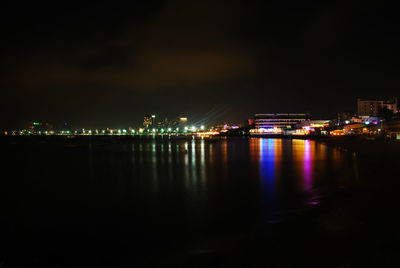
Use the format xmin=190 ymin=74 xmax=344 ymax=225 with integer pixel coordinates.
xmin=3 ymin=95 xmax=399 ymax=130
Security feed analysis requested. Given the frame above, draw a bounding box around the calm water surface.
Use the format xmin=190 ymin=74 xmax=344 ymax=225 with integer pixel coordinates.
xmin=2 ymin=137 xmax=358 ymax=265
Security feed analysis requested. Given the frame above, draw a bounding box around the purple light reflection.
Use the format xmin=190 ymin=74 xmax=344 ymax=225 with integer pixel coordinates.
xmin=303 ymin=140 xmax=312 ymax=192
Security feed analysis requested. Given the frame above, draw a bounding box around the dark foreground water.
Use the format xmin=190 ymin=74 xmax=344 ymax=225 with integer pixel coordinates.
xmin=0 ymin=137 xmax=359 ymax=266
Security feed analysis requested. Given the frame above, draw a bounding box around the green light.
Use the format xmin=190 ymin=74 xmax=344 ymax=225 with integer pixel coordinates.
xmin=33 ymin=122 xmax=39 ymax=125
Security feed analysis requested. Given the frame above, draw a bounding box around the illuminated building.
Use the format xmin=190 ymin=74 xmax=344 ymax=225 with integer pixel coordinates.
xmin=289 ymin=120 xmax=329 ymax=136
xmin=343 ymin=123 xmax=365 ymax=134
xmin=357 ymin=97 xmax=398 ymax=116
xmin=298 ymin=120 xmax=330 ymax=128
xmin=250 ymin=127 xmax=283 ymax=135
xmin=174 ymin=117 xmax=188 ymax=130
xmin=330 ymin=129 xmax=345 ymax=136
xmin=157 ymin=117 xmax=170 ymax=128
xmin=30 ymin=122 xmax=54 ymax=134
xmin=253 ymin=113 xmax=309 ymax=130
xmin=143 ymin=115 xmax=155 ymax=128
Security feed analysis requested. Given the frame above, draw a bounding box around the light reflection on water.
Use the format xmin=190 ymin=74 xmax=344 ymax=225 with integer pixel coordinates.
xmin=88 ymin=138 xmax=358 ymax=224
xmin=2 ymin=137 xmax=361 ymax=263
xmin=259 ymin=138 xmax=277 ymax=202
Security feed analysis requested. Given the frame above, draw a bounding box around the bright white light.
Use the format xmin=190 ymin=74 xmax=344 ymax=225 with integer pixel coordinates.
xmin=168 ymin=128 xmax=172 ymax=131
xmin=152 ymin=128 xmax=156 ymax=132
xmin=200 ymin=125 xmax=205 ymax=130
xmin=151 ymin=115 xmax=156 ymax=118
xmin=184 ymin=127 xmax=188 ymax=131
xmin=345 ymin=120 xmax=350 ymax=124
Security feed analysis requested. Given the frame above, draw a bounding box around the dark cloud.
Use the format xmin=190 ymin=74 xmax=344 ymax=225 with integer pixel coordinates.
xmin=3 ymin=0 xmax=258 ymax=91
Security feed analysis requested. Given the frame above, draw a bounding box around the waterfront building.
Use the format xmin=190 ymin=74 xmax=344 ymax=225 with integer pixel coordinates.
xmin=252 ymin=113 xmax=309 ymax=131
xmin=357 ymin=97 xmax=398 ymax=116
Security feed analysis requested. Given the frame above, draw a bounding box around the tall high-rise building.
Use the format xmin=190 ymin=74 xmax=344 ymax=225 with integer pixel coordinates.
xmin=357 ymin=97 xmax=398 ymax=116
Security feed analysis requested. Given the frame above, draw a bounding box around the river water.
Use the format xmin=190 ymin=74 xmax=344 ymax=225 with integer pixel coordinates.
xmin=1 ymin=137 xmax=359 ymax=266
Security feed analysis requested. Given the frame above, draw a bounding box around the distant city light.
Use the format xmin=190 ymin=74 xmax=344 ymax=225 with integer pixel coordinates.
xmin=200 ymin=125 xmax=205 ymax=130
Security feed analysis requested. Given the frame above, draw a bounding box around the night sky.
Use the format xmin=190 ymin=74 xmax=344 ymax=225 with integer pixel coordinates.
xmin=1 ymin=0 xmax=399 ymax=128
